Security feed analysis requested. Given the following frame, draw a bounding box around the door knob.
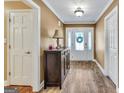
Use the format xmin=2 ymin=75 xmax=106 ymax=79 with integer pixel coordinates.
xmin=84 ymin=43 xmax=87 ymax=48
xmin=25 ymin=51 xmax=31 ymax=54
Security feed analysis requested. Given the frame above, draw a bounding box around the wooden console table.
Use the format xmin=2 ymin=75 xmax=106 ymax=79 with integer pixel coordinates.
xmin=44 ymin=48 xmax=70 ymax=89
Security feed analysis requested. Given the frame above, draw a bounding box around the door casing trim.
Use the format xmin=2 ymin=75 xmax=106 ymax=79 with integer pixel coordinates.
xmin=66 ymin=27 xmax=95 ymax=60
xmin=6 ymin=0 xmax=41 ymax=92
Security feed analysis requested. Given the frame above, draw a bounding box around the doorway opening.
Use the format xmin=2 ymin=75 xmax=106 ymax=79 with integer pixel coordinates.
xmin=5 ymin=0 xmax=41 ymax=92
xmin=66 ymin=27 xmax=94 ymax=61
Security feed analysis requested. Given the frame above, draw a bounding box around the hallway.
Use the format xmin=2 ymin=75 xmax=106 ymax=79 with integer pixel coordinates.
xmin=3 ymin=0 xmax=119 ymax=92
xmin=40 ymin=62 xmax=116 ymax=93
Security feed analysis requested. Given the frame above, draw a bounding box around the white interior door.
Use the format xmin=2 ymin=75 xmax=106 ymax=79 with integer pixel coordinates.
xmin=9 ymin=10 xmax=34 ymax=85
xmin=66 ymin=27 xmax=94 ymax=61
xmin=105 ymin=6 xmax=118 ymax=86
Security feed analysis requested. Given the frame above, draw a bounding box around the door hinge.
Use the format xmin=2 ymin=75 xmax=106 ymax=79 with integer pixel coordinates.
xmin=9 ymin=18 xmax=11 ymax=23
xmin=9 ymin=45 xmax=11 ymax=49
xmin=9 ymin=72 xmax=11 ymax=76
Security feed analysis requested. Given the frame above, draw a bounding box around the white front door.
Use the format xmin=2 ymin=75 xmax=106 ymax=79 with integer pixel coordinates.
xmin=105 ymin=6 xmax=118 ymax=86
xmin=66 ymin=27 xmax=94 ymax=61
xmin=9 ymin=10 xmax=34 ymax=85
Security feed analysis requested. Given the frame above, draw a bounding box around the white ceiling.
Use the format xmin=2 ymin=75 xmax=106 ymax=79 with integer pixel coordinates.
xmin=42 ymin=0 xmax=113 ymax=24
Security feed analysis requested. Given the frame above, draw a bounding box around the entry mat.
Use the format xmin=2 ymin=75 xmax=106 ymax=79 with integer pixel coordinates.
xmin=4 ymin=87 xmax=19 ymax=93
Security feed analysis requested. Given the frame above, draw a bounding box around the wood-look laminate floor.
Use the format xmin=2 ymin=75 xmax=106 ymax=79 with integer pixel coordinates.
xmin=5 ymin=62 xmax=116 ymax=93
xmin=40 ymin=61 xmax=116 ymax=93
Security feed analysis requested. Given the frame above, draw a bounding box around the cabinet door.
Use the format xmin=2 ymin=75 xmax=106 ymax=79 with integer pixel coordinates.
xmin=61 ymin=52 xmax=65 ymax=84
xmin=46 ymin=53 xmax=60 ymax=83
xmin=65 ymin=52 xmax=68 ymax=75
xmin=67 ymin=50 xmax=70 ymax=70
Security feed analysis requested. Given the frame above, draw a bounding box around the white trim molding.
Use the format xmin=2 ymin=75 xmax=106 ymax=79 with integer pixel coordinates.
xmin=64 ymin=21 xmax=96 ymax=24
xmin=21 ymin=1 xmax=41 ymax=92
xmin=39 ymin=81 xmax=44 ymax=91
xmin=42 ymin=0 xmax=64 ymax=23
xmin=93 ymin=59 xmax=106 ymax=75
xmin=116 ymin=87 xmax=119 ymax=93
xmin=4 ymin=0 xmax=21 ymax=1
xmin=5 ymin=0 xmax=41 ymax=92
xmin=95 ymin=0 xmax=113 ymax=22
xmin=22 ymin=1 xmax=41 ymax=92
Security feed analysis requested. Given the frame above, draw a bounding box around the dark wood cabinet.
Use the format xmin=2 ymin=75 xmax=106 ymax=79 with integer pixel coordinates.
xmin=44 ymin=48 xmax=70 ymax=89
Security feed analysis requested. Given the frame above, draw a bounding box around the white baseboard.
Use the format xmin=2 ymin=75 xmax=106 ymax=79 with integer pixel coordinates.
xmin=33 ymin=80 xmax=44 ymax=92
xmin=93 ymin=59 xmax=105 ymax=75
xmin=40 ymin=80 xmax=44 ymax=88
xmin=39 ymin=80 xmax=44 ymax=91
xmin=116 ymin=87 xmax=119 ymax=93
xmin=4 ymin=80 xmax=9 ymax=86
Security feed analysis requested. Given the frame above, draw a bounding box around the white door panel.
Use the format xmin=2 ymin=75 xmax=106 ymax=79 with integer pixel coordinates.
xmin=66 ymin=27 xmax=94 ymax=61
xmin=105 ymin=6 xmax=118 ymax=86
xmin=9 ymin=11 xmax=34 ymax=85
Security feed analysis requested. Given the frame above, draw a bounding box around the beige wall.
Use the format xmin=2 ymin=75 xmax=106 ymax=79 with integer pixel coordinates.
xmin=33 ymin=0 xmax=64 ymax=83
xmin=4 ymin=1 xmax=31 ymax=80
xmin=95 ymin=0 xmax=119 ymax=68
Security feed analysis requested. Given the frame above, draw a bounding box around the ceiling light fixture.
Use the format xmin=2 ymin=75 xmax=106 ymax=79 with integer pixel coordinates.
xmin=74 ymin=7 xmax=84 ymax=17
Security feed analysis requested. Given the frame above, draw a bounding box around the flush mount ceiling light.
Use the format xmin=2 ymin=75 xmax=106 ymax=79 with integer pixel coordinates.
xmin=74 ymin=7 xmax=84 ymax=17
